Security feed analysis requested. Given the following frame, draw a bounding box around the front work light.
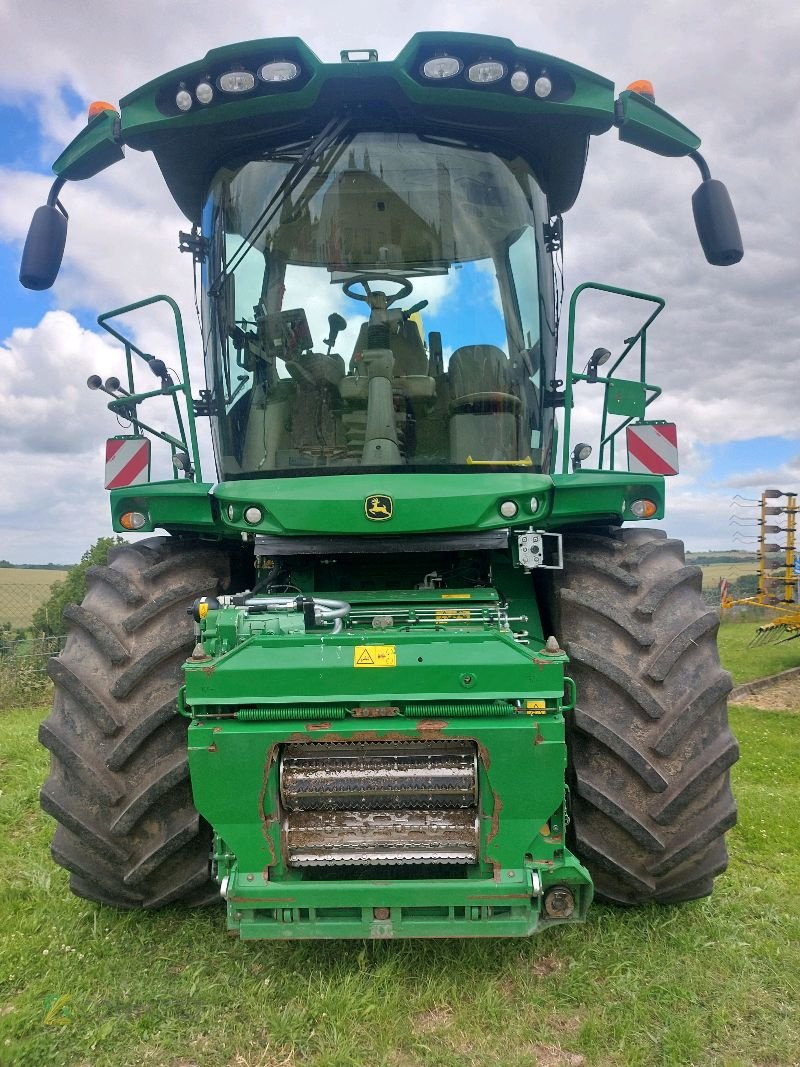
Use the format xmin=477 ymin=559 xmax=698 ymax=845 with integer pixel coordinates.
xmin=467 ymin=60 xmax=506 ymax=84
xmin=571 ymin=443 xmax=592 ymax=470
xmin=422 ymin=56 xmax=462 ymax=79
xmin=259 ymin=61 xmax=300 ymax=82
xmin=534 ymin=75 xmax=553 ymax=98
xmin=218 ymin=71 xmax=256 ymax=93
xmin=196 ymin=82 xmax=214 ymax=104
xmin=510 ymin=70 xmax=530 ymax=92
xmin=175 ymin=90 xmax=192 ymax=111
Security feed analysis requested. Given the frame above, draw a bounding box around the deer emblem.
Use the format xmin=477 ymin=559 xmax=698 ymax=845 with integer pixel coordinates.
xmin=365 ymin=495 xmax=393 ymax=520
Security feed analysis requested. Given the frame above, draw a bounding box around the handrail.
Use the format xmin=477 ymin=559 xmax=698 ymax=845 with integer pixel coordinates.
xmin=96 ymin=295 xmax=202 ymax=481
xmin=561 ymin=282 xmax=665 ymax=474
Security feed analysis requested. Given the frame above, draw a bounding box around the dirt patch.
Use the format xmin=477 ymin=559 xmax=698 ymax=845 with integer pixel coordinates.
xmin=531 ymin=954 xmax=567 ymax=978
xmin=734 ymin=677 xmax=800 ymax=713
xmin=530 ymin=1045 xmax=586 ymax=1067
xmin=412 ymin=1006 xmax=454 ymax=1034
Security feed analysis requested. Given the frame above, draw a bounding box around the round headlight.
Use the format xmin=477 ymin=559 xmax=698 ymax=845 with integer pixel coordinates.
xmin=175 ymin=90 xmax=193 ymax=112
xmin=244 ymin=506 xmax=263 ymax=525
xmin=422 ymin=55 xmax=462 ymax=79
xmin=259 ymin=61 xmax=300 ymax=82
xmin=196 ymin=82 xmax=214 ymax=104
xmin=499 ymin=500 xmax=519 ymax=519
xmin=226 ymin=504 xmax=236 ymax=521
xmin=534 ymin=75 xmax=553 ymax=98
xmin=218 ymin=70 xmax=256 ymax=93
xmin=530 ymin=496 xmax=540 ymax=514
xmin=510 ymin=70 xmax=530 ymax=92
xmin=467 ymin=60 xmax=506 ymax=84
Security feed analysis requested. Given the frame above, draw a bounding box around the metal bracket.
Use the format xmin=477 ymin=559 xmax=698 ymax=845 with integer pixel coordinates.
xmin=193 ymin=389 xmax=213 ymax=417
xmin=517 ymin=530 xmax=563 ymax=572
xmin=179 ymin=228 xmax=209 ymax=262
xmin=543 ymin=379 xmax=566 ymax=409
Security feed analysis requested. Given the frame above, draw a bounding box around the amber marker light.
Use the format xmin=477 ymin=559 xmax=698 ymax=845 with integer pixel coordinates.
xmin=626 ymin=79 xmax=655 ymax=102
xmin=630 ymin=499 xmax=658 ymax=519
xmin=119 ymin=511 xmax=147 ymax=530
xmin=87 ymin=100 xmax=118 ymax=121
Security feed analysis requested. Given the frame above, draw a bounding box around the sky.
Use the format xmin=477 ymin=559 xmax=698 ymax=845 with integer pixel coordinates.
xmin=0 ymin=0 xmax=798 ymax=563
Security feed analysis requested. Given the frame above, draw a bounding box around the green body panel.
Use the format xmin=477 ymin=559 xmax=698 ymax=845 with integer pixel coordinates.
xmin=53 ymin=108 xmax=124 ymax=180
xmin=189 ymin=716 xmax=591 ymax=939
xmin=111 ymin=470 xmax=664 ymax=536
xmin=52 ymin=32 xmax=699 ymax=220
xmin=616 ymin=89 xmax=701 ymax=156
xmin=185 ymin=623 xmax=564 ymax=708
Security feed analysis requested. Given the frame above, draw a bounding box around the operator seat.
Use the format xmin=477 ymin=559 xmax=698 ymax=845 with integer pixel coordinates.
xmin=448 ymin=344 xmax=520 ymax=462
xmin=349 ymin=317 xmax=428 ymax=376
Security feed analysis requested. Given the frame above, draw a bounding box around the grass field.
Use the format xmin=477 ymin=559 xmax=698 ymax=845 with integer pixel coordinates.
xmin=1 ymin=695 xmax=798 ymax=1066
xmin=0 ymin=571 xmax=68 ymax=629
xmin=717 ymin=620 xmax=800 ymax=685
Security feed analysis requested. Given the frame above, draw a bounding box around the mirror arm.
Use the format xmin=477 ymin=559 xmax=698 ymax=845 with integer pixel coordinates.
xmin=46 ymin=177 xmax=69 ymax=218
xmin=689 ymin=151 xmax=711 ymax=183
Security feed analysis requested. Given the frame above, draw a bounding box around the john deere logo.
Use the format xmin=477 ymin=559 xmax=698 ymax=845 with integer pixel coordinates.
xmin=365 ymin=495 xmax=393 ymax=521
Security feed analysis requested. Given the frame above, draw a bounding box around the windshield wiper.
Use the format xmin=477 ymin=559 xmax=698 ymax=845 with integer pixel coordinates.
xmin=210 ymin=114 xmax=351 ymax=295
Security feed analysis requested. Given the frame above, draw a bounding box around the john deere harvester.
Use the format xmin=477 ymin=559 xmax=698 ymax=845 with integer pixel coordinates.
xmin=21 ymin=33 xmax=743 ymax=939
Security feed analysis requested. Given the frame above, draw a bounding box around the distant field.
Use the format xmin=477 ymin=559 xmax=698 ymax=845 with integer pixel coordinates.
xmin=699 ymin=560 xmax=758 ymax=591
xmin=0 ymin=570 xmax=68 ymax=629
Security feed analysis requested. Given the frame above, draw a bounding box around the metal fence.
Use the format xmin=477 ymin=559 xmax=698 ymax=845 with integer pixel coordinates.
xmin=0 ymin=632 xmax=65 ymax=708
xmin=0 ymin=577 xmax=68 ymax=708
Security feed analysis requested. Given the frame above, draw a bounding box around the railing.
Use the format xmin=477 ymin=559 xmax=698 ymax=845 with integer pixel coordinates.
xmin=560 ymin=282 xmax=665 ymax=475
xmin=96 ymin=295 xmax=203 ymax=480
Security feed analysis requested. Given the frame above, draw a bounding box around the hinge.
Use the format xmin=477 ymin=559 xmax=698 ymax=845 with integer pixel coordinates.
xmin=543 ymin=215 xmax=563 ymax=253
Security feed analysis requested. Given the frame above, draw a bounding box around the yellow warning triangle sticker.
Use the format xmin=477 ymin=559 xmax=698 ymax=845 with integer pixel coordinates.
xmin=356 ymin=648 xmax=375 ymax=665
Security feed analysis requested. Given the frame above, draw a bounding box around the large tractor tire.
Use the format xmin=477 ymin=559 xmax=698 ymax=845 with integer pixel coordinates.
xmin=547 ymin=528 xmax=738 ymax=904
xmin=40 ymin=537 xmax=230 ymax=909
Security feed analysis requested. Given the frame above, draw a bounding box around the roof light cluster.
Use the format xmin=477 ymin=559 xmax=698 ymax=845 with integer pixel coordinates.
xmin=171 ymin=59 xmax=302 ymax=113
xmin=420 ymin=52 xmax=564 ymax=99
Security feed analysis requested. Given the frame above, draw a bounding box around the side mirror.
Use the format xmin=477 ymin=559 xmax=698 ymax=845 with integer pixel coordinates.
xmin=692 ymin=179 xmax=743 ymax=266
xmin=19 ymin=203 xmax=68 ymax=290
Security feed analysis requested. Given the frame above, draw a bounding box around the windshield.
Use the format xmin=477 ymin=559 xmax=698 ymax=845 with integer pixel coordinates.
xmin=201 ymin=131 xmax=555 ymax=478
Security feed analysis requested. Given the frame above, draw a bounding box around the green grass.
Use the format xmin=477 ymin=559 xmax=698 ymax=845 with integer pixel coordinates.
xmin=1 ymin=704 xmax=798 ymax=1067
xmin=717 ymin=620 xmax=800 ymax=685
xmin=0 ymin=571 xmax=68 ymax=629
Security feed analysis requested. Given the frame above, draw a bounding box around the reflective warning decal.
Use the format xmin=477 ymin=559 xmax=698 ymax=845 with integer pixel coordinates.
xmin=105 ymin=436 xmax=150 ymax=489
xmin=354 ymin=645 xmax=397 ymax=668
xmin=626 ymin=422 xmax=679 ymax=476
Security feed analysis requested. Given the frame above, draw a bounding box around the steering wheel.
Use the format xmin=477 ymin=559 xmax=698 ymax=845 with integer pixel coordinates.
xmin=342 ymin=275 xmax=413 ymax=306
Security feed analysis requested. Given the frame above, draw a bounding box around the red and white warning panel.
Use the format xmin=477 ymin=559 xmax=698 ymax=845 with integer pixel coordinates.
xmin=626 ymin=422 xmax=679 ymax=476
xmin=105 ymin=436 xmax=151 ymax=489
